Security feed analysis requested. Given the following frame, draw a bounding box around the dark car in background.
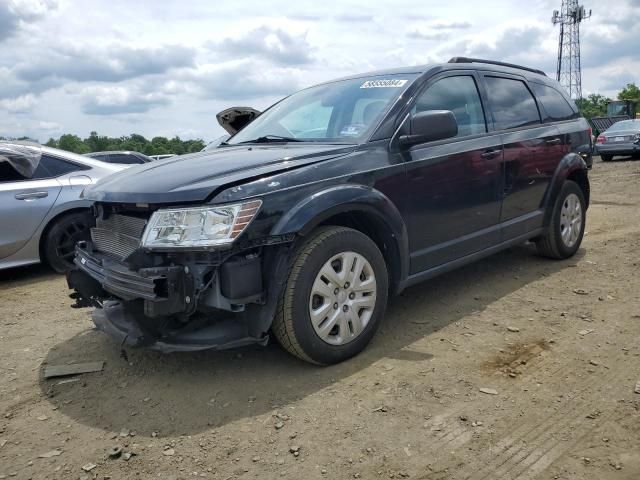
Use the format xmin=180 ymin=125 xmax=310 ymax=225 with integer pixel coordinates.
xmin=85 ymin=150 xmax=153 ymax=165
xmin=595 ymin=119 xmax=640 ymax=161
xmin=68 ymin=57 xmax=591 ymax=364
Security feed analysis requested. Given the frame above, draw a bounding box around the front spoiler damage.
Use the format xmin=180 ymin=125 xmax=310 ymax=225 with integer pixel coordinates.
xmin=93 ymin=300 xmax=268 ymax=353
xmin=68 ymin=243 xmax=274 ymax=353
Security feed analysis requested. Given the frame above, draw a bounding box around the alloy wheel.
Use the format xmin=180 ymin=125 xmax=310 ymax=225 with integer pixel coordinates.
xmin=308 ymin=251 xmax=377 ymax=345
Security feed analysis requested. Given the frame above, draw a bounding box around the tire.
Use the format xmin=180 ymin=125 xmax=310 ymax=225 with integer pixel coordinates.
xmin=536 ymin=180 xmax=586 ymax=259
xmin=600 ymin=154 xmax=613 ymax=162
xmin=43 ymin=211 xmax=94 ymax=273
xmin=272 ymin=226 xmax=389 ymax=365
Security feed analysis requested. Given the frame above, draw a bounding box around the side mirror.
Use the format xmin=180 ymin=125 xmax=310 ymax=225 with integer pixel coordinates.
xmin=399 ymin=110 xmax=458 ymax=147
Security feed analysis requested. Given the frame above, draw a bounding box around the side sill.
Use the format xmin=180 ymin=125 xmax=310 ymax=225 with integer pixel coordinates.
xmin=398 ymin=228 xmax=544 ymax=293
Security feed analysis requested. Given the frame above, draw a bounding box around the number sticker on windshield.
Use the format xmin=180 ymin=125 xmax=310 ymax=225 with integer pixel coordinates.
xmin=360 ymin=79 xmax=408 ymax=89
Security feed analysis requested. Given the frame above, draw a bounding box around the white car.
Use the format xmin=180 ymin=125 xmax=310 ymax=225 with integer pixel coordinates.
xmin=0 ymin=142 xmax=124 ymax=272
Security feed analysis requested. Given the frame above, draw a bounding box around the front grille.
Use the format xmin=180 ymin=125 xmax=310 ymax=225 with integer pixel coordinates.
xmin=91 ymin=214 xmax=148 ymax=260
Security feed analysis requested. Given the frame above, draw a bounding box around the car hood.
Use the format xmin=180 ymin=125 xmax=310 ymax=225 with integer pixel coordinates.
xmin=83 ymin=143 xmax=356 ymax=204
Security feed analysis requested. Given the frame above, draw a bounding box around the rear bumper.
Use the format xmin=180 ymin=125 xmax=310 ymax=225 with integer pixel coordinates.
xmin=596 ymin=142 xmax=640 ymax=155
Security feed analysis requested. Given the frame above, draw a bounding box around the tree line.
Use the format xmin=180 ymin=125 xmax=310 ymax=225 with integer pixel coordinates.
xmin=42 ymin=132 xmax=205 ymax=156
xmin=576 ymin=83 xmax=640 ymax=120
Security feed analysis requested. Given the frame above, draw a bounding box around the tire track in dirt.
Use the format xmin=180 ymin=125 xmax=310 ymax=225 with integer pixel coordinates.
xmin=419 ymin=348 xmax=631 ymax=480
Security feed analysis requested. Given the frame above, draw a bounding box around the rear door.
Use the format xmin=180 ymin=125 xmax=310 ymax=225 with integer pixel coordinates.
xmin=481 ymin=74 xmax=564 ymax=239
xmin=0 ymin=156 xmax=62 ymax=258
xmin=403 ymin=72 xmax=504 ymax=273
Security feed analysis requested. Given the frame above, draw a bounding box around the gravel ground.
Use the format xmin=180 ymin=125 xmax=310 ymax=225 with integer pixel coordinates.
xmin=1 ymin=157 xmax=639 ymax=480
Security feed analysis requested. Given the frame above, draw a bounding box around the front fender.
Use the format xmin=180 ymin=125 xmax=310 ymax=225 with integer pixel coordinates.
xmin=542 ymin=152 xmax=589 ymax=225
xmin=270 ymin=184 xmax=410 ymax=287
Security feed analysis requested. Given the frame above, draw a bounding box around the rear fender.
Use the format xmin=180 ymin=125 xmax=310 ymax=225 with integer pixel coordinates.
xmin=542 ymin=152 xmax=589 ymax=226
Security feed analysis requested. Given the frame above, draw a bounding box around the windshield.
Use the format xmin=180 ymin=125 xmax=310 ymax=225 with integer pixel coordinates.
xmin=608 ymin=120 xmax=638 ymax=132
xmin=228 ymin=74 xmax=418 ymax=144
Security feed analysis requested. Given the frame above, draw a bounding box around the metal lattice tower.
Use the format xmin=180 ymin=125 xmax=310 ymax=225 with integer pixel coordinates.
xmin=552 ymin=1 xmax=591 ymax=100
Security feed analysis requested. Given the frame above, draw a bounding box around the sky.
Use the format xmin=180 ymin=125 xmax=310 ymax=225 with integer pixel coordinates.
xmin=1 ymin=0 xmax=639 ymax=142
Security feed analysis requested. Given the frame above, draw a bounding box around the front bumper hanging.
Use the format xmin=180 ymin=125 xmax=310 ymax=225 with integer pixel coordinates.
xmin=67 ymin=243 xmax=269 ymax=353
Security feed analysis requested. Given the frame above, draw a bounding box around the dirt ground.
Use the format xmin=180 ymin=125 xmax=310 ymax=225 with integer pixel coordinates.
xmin=1 ymin=157 xmax=639 ymax=480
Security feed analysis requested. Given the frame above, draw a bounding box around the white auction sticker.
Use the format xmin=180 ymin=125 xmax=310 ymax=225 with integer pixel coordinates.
xmin=360 ymin=79 xmax=408 ymax=89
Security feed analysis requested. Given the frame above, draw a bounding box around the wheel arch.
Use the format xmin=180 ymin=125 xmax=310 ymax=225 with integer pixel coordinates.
xmin=270 ymin=185 xmax=409 ymax=294
xmin=38 ymin=207 xmax=92 ymax=263
xmin=542 ymin=153 xmax=590 ymax=227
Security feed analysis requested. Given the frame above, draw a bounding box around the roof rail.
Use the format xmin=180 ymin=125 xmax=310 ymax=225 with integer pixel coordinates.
xmin=447 ymin=57 xmax=547 ymax=76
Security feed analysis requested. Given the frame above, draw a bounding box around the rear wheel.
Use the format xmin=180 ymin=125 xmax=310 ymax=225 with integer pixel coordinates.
xmin=536 ymin=180 xmax=586 ymax=259
xmin=272 ymin=226 xmax=389 ymax=365
xmin=43 ymin=211 xmax=94 ymax=273
xmin=600 ymin=154 xmax=613 ymax=162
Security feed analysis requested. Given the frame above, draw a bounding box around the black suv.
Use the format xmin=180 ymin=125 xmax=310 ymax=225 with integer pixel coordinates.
xmin=68 ymin=57 xmax=591 ymax=364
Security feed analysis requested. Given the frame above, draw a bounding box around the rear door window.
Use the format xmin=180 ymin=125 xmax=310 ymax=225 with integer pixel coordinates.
xmin=108 ymin=154 xmax=145 ymax=164
xmin=530 ymin=83 xmax=578 ymax=122
xmin=484 ymin=76 xmax=541 ymax=130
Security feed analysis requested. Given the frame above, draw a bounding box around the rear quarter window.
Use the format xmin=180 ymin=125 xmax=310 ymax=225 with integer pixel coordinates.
xmin=0 ymin=154 xmax=89 ymax=183
xmin=530 ymin=83 xmax=578 ymax=122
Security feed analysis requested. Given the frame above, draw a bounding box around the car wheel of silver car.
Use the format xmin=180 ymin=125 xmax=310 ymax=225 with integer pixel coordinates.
xmin=272 ymin=226 xmax=389 ymax=364
xmin=43 ymin=211 xmax=94 ymax=273
xmin=600 ymin=154 xmax=613 ymax=162
xmin=536 ymin=180 xmax=586 ymax=259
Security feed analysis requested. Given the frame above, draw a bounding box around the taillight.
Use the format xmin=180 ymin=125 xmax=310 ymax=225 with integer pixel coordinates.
xmin=596 ymin=135 xmax=606 ymax=144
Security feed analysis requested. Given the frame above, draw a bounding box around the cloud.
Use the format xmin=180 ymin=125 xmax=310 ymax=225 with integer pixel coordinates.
xmin=430 ymin=20 xmax=472 ymax=30
xmin=406 ymin=19 xmax=472 ymax=41
xmin=0 ymin=0 xmax=59 ymax=42
xmin=406 ymin=28 xmax=450 ymax=41
xmin=211 ymin=26 xmax=313 ymax=66
xmin=333 ymin=13 xmax=375 ymax=23
xmin=184 ymin=60 xmax=302 ymax=101
xmin=16 ymin=44 xmax=196 ymax=83
xmin=0 ymin=93 xmax=38 ymax=112
xmin=80 ymin=84 xmax=172 ymax=115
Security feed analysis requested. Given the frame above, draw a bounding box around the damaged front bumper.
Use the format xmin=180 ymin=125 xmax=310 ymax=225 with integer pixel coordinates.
xmin=92 ymin=300 xmax=267 ymax=353
xmin=67 ymin=241 xmax=287 ymax=353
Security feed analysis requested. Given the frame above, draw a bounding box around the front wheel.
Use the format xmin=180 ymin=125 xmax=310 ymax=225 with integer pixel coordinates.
xmin=600 ymin=154 xmax=613 ymax=162
xmin=43 ymin=211 xmax=94 ymax=273
xmin=272 ymin=226 xmax=389 ymax=365
xmin=536 ymin=180 xmax=586 ymax=259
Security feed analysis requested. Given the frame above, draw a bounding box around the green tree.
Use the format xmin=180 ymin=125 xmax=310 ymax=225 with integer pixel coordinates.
xmin=618 ymin=83 xmax=640 ymax=102
xmin=575 ymin=93 xmax=610 ymax=120
xmin=26 ymin=131 xmax=205 ymax=155
xmin=57 ymin=134 xmax=90 ymax=154
xmin=85 ymin=131 xmax=110 ymax=152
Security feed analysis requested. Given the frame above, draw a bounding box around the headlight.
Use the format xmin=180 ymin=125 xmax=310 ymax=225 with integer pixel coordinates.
xmin=141 ymin=200 xmax=262 ymax=249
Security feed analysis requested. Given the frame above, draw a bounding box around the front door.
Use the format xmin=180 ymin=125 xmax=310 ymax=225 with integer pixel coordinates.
xmin=403 ymin=73 xmax=504 ymax=274
xmin=0 ymin=176 xmax=61 ymax=259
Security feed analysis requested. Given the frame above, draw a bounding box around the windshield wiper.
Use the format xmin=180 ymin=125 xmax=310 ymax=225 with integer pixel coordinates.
xmin=238 ymin=135 xmax=304 ymax=144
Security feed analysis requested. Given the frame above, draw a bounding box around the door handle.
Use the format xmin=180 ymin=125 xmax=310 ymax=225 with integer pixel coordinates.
xmin=545 ymin=138 xmax=562 ymax=146
xmin=15 ymin=191 xmax=48 ymax=200
xmin=480 ymin=149 xmax=502 ymax=159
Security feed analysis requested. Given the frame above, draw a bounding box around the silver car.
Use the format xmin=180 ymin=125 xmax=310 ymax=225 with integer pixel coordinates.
xmin=595 ymin=119 xmax=640 ymax=161
xmin=0 ymin=142 xmax=123 ymax=272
